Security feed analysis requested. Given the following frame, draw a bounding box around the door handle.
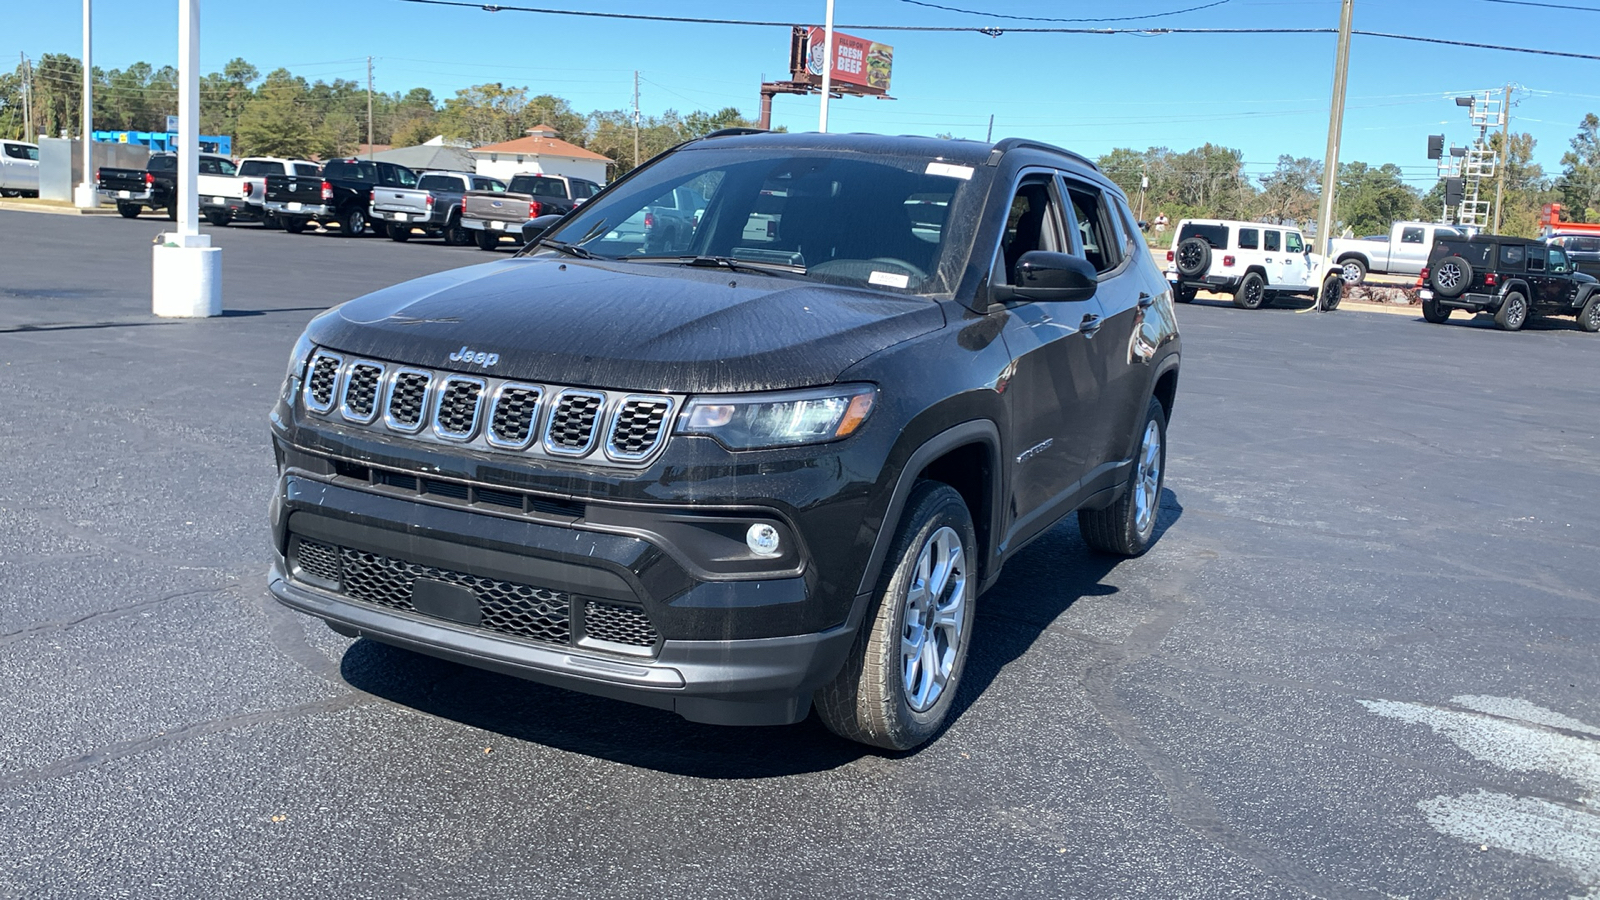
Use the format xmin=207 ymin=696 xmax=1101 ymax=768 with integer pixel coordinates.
xmin=1137 ymin=292 xmax=1154 ymax=309
xmin=1080 ymin=313 xmax=1102 ymax=337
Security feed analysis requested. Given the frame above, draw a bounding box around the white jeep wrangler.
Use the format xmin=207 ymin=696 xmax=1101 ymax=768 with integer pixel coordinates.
xmin=1165 ymin=218 xmax=1327 ymax=309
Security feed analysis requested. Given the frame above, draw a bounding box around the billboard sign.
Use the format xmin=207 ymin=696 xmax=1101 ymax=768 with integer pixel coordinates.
xmin=799 ymin=27 xmax=893 ymax=94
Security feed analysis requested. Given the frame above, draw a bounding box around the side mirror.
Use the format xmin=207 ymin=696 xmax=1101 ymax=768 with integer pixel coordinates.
xmin=521 ymin=214 xmax=565 ymax=244
xmin=992 ymin=251 xmax=1099 ymax=303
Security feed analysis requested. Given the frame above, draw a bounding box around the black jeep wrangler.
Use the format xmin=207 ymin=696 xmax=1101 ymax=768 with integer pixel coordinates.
xmin=268 ymin=131 xmax=1181 ymax=750
xmin=1421 ymin=233 xmax=1600 ymax=332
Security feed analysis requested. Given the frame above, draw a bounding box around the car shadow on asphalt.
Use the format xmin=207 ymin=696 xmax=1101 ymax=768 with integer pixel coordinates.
xmin=337 ymin=488 xmax=1183 ymax=775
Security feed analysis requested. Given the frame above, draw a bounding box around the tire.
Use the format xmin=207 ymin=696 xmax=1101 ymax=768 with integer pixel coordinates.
xmin=283 ymin=217 xmax=307 ymax=234
xmin=1080 ymin=396 xmax=1168 ymax=558
xmin=1339 ymin=257 xmax=1368 ymax=284
xmin=1494 ymin=290 xmax=1529 ymax=331
xmin=388 ymin=225 xmax=411 ymax=242
xmin=340 ymin=207 xmax=367 ymax=237
xmin=166 ymin=204 xmax=177 ymax=221
xmin=444 ymin=219 xmax=470 ymax=246
xmin=1320 ymin=273 xmax=1343 ymax=311
xmin=263 ymin=212 xmax=281 ymax=230
xmin=816 ymin=481 xmax=977 ymax=751
xmin=1175 ymin=237 xmax=1210 ymax=278
xmin=1421 ymin=297 xmax=1451 ymax=324
xmin=116 ymin=202 xmax=141 ymax=219
xmin=1174 ymin=286 xmax=1196 ymax=304
xmin=475 ymin=229 xmax=499 ymax=251
xmin=1232 ymin=271 xmax=1267 ymax=309
xmin=1580 ymin=294 xmax=1600 ymax=333
xmin=203 ymin=209 xmax=230 ymax=227
xmin=1430 ymin=256 xmax=1472 ymax=298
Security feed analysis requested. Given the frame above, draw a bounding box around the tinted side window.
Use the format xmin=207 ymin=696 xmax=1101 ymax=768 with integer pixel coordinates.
xmin=1401 ymin=227 xmax=1425 ymax=244
xmin=5 ymin=143 xmax=37 ymax=160
xmin=1238 ymin=228 xmax=1260 ymax=250
xmin=1499 ymin=244 xmax=1525 ymax=268
xmin=149 ymin=156 xmax=176 ymax=172
xmin=1527 ymin=253 xmax=1545 ymax=271
xmin=417 ymin=174 xmax=458 ymax=192
xmin=294 ymin=163 xmax=320 ymax=176
xmin=472 ymin=178 xmax=506 ymax=192
xmin=1264 ymin=230 xmax=1281 ymax=252
xmin=1066 ymin=185 xmax=1119 ymax=273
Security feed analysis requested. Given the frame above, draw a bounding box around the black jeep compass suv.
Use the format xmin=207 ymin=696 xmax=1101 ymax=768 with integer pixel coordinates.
xmin=268 ymin=131 xmax=1181 ymax=750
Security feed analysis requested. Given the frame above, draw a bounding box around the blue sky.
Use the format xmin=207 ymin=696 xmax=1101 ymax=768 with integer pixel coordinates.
xmin=9 ymin=0 xmax=1600 ymax=187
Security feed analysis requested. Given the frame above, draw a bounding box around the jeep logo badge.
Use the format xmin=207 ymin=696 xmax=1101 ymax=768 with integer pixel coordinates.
xmin=448 ymin=346 xmax=500 ymax=367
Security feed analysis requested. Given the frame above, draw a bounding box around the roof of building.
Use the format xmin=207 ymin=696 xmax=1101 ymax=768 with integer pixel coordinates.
xmin=470 ymin=128 xmax=612 ymax=163
xmin=370 ymin=143 xmax=478 ymax=172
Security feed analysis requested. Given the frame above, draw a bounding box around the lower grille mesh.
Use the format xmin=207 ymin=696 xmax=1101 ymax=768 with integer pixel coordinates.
xmin=294 ymin=538 xmax=342 ymax=583
xmin=583 ymin=601 xmax=660 ymax=647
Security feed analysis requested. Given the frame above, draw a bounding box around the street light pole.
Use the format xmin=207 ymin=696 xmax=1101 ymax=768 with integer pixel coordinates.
xmin=1313 ymin=0 xmax=1353 ymax=309
xmin=818 ymin=0 xmax=835 ymax=133
xmin=74 ymin=0 xmax=97 ymax=208
xmin=152 ymin=0 xmax=221 ymax=318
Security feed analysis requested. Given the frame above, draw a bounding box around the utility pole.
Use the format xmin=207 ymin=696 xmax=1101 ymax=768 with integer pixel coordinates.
xmin=1492 ymin=83 xmax=1512 ymax=234
xmin=74 ymin=0 xmax=97 ymax=208
xmin=366 ymin=56 xmax=374 ymax=159
xmin=632 ymin=71 xmax=640 ymax=169
xmin=20 ymin=53 xmax=32 ymax=143
xmin=818 ymin=0 xmax=835 ymax=133
xmin=1313 ymin=0 xmax=1353 ymax=309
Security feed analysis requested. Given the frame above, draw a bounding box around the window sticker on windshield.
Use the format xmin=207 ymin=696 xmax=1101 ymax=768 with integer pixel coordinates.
xmin=925 ymin=162 xmax=974 ymax=181
xmin=869 ymin=271 xmax=911 ymax=288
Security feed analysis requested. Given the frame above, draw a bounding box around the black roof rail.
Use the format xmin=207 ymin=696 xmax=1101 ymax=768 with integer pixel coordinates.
xmin=701 ymin=127 xmax=770 ymax=139
xmin=987 ymin=137 xmax=1099 ymax=171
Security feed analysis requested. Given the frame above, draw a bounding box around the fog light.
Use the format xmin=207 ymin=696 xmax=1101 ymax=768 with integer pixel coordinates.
xmin=746 ymin=523 xmax=781 ymax=557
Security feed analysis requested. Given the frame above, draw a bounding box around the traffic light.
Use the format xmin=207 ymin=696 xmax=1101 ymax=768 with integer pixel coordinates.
xmin=1445 ymin=178 xmax=1465 ymax=207
xmin=1427 ymin=134 xmax=1444 ymax=160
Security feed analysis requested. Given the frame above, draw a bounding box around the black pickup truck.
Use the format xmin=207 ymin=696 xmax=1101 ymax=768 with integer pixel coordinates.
xmin=267 ymin=130 xmax=1182 ymax=750
xmin=264 ymin=158 xmax=419 ymax=237
xmin=97 ymin=152 xmax=240 ymax=220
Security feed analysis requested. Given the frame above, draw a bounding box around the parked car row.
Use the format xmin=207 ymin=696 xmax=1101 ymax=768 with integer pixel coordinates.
xmin=93 ymin=152 xmax=603 ymax=251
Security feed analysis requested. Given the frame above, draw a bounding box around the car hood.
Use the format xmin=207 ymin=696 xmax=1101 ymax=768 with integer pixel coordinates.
xmin=306 ymin=256 xmax=946 ymax=393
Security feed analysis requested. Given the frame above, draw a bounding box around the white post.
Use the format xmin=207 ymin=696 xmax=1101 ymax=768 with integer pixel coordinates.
xmin=818 ymin=0 xmax=835 ymax=133
xmin=73 ymin=0 xmax=98 ymax=208
xmin=152 ymin=0 xmax=221 ymax=317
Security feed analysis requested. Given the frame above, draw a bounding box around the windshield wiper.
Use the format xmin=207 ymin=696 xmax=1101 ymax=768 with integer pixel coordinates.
xmin=536 ymin=237 xmax=598 ymax=259
xmin=634 ymin=255 xmax=809 ymax=277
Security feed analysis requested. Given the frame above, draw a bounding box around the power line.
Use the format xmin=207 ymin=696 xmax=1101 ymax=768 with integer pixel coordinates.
xmin=1480 ymin=0 xmax=1600 ymax=10
xmin=892 ymin=0 xmax=1233 ymax=23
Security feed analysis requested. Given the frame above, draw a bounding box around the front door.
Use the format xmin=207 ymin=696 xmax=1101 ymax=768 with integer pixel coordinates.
xmin=1281 ymin=230 xmax=1311 ymax=288
xmin=994 ymin=173 xmax=1106 ymax=549
xmin=1544 ymin=247 xmax=1579 ymax=308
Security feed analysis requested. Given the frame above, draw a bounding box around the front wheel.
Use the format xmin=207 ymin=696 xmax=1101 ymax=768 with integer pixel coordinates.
xmin=388 ymin=225 xmax=411 ymax=242
xmin=816 ymin=481 xmax=976 ymax=751
xmin=444 ymin=220 xmax=470 ymax=246
xmin=475 ymin=229 xmax=499 ymax=251
xmin=1421 ymin=298 xmax=1451 ymax=324
xmin=1339 ymin=257 xmax=1367 ymax=284
xmin=1495 ymin=291 xmax=1529 ymax=331
xmin=340 ymin=207 xmax=367 ymax=237
xmin=1580 ymin=294 xmax=1600 ymax=333
xmin=262 ymin=212 xmax=281 ymax=230
xmin=1079 ymin=396 xmax=1168 ymax=557
xmin=282 ymin=217 xmax=307 ymax=234
xmin=1232 ymin=272 xmax=1267 ymax=310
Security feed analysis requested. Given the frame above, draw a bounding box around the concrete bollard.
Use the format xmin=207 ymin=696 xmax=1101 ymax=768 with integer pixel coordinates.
xmin=152 ymin=233 xmax=222 ymax=317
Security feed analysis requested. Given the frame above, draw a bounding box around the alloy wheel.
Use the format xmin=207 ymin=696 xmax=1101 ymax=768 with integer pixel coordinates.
xmin=1134 ymin=419 xmax=1163 ymax=537
xmin=1341 ymin=262 xmax=1363 ymax=283
xmin=1437 ymin=263 xmax=1461 ymax=290
xmin=900 ymin=525 xmax=968 ymax=713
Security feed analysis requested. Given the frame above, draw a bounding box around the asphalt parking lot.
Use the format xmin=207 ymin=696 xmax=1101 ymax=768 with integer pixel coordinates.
xmin=3 ymin=209 xmax=1598 ymax=899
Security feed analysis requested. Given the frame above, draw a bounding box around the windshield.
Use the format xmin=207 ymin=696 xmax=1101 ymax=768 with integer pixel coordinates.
xmin=539 ymin=146 xmax=981 ymax=294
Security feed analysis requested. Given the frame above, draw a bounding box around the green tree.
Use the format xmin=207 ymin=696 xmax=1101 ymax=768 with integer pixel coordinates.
xmin=439 ymin=82 xmax=528 ymax=145
xmin=236 ymin=68 xmax=313 ymax=157
xmin=1559 ymin=113 xmax=1600 ymax=222
xmin=1336 ymin=162 xmax=1420 ymax=236
xmin=1258 ymin=155 xmax=1321 ymax=226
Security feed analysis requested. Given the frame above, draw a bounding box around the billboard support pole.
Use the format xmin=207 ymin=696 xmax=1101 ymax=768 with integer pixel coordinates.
xmin=818 ymin=0 xmax=835 ymax=133
xmin=73 ymin=0 xmax=98 ymax=208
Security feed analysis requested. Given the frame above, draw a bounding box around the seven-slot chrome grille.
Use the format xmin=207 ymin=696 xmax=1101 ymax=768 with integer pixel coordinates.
xmin=302 ymin=350 xmax=677 ymax=466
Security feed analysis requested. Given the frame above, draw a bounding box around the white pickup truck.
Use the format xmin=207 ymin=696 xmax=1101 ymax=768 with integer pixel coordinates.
xmin=0 ymin=140 xmax=40 ymax=197
xmin=1329 ymin=221 xmax=1468 ymax=284
xmin=201 ymin=157 xmax=321 ymax=227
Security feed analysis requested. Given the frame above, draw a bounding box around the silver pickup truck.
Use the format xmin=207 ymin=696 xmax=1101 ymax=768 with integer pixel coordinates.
xmin=1329 ymin=221 xmax=1469 ymax=284
xmin=370 ymin=170 xmax=507 ymax=245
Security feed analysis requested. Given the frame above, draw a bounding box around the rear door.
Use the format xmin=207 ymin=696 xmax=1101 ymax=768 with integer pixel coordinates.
xmin=995 ymin=172 xmax=1107 ymax=548
xmin=1260 ymin=228 xmax=1288 ymax=287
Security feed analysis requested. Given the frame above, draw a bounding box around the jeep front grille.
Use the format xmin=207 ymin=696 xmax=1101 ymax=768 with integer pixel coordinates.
xmin=433 ymin=377 xmax=485 ymax=441
xmin=544 ymin=390 xmax=605 ymax=455
xmin=289 ymin=537 xmax=664 ymax=652
xmin=299 ymin=353 xmax=675 ymax=465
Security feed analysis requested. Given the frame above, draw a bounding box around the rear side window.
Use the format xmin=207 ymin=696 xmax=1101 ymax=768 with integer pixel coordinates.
xmin=1401 ymin=227 xmax=1425 ymax=244
xmin=239 ymin=160 xmax=284 ymax=177
xmin=527 ymin=176 xmax=567 ymax=196
xmin=417 ymin=174 xmax=461 ymax=192
xmin=323 ymin=160 xmax=378 ymax=182
xmin=1527 ymin=253 xmax=1546 ymax=271
xmin=472 ymin=178 xmax=507 ymax=192
xmin=5 ymin=143 xmax=39 ymax=160
xmin=1264 ymin=230 xmax=1281 ymax=252
xmin=573 ymin=180 xmax=601 ymax=199
xmin=294 ymin=163 xmax=320 ymax=176
xmin=1066 ymin=183 xmax=1121 ymax=273
xmin=1499 ymin=244 xmax=1526 ymax=268
xmin=198 ymin=157 xmax=237 ymax=176
xmin=149 ymin=156 xmax=176 ymax=172
xmin=1238 ymin=228 xmax=1260 ymax=250
xmin=1179 ymin=222 xmax=1227 ymax=248
xmin=1435 ymin=240 xmax=1492 ymax=267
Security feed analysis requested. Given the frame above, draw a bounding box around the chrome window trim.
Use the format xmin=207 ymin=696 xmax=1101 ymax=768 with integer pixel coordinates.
xmin=382 ymin=367 xmax=434 ymax=434
xmin=338 ymin=359 xmax=387 ymax=424
xmin=542 ymin=389 xmax=608 ymax=457
xmin=303 ymin=351 xmax=345 ymax=415
xmin=603 ymin=394 xmax=676 ymax=462
xmin=485 ymin=382 xmax=546 ymax=450
xmin=431 ymin=375 xmax=488 ymax=442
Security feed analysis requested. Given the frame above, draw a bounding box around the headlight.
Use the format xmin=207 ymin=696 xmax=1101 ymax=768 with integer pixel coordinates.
xmin=283 ymin=331 xmax=315 ymax=400
xmin=678 ymin=384 xmax=876 ymax=450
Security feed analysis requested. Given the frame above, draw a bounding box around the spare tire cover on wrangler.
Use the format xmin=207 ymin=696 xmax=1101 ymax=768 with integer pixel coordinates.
xmin=1176 ymin=238 xmax=1211 ymax=278
xmin=1430 ymin=255 xmax=1473 ymax=298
